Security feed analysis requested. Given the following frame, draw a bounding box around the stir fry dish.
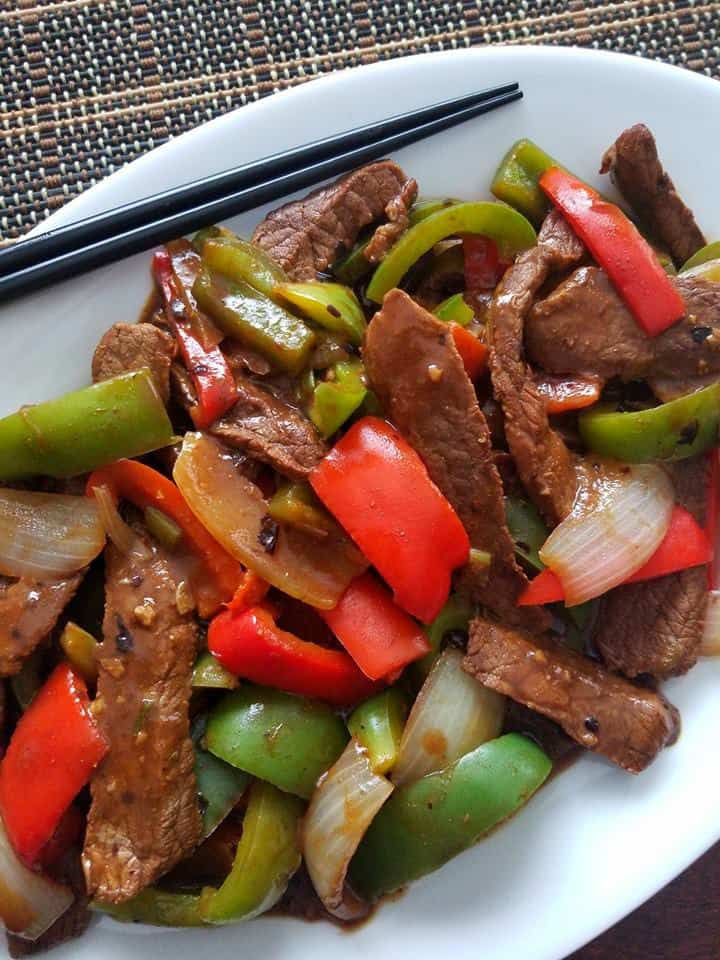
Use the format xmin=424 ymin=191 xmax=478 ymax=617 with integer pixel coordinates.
xmin=2 ymin=122 xmax=720 ymax=954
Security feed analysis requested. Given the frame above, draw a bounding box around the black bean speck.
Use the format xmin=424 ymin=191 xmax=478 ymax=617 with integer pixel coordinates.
xmin=326 ymin=304 xmax=341 ymax=319
xmin=584 ymin=716 xmax=600 ymax=734
xmin=678 ymin=419 xmax=699 ymax=445
xmin=691 ymin=326 xmax=712 ymax=343
xmin=115 ymin=615 xmax=134 ymax=653
xmin=130 ymin=574 xmax=144 ymax=588
xmin=444 ymin=629 xmax=469 ymax=649
xmin=258 ymin=515 xmax=280 ymax=554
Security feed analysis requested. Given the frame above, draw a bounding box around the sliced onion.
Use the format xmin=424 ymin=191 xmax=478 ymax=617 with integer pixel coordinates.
xmin=173 ymin=433 xmax=367 ymax=609
xmin=393 ymin=647 xmax=505 ymax=787
xmin=702 ymin=590 xmax=720 ymax=656
xmin=0 ymin=817 xmax=73 ymax=941
xmin=93 ymin=484 xmax=135 ymax=554
xmin=302 ymin=739 xmax=393 ymax=919
xmin=0 ymin=489 xmax=105 ymax=579
xmin=539 ymin=464 xmax=674 ymax=606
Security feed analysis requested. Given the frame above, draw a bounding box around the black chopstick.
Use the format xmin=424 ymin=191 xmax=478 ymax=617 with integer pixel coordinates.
xmin=0 ymin=84 xmax=521 ymax=301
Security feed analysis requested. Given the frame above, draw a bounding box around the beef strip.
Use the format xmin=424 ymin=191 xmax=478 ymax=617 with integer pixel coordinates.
xmin=92 ymin=322 xmax=176 ymax=404
xmin=211 ymin=374 xmax=326 ymax=480
xmin=526 ymin=267 xmax=720 ymax=382
xmin=601 ymin=124 xmax=705 ymax=266
xmin=251 ymin=160 xmax=410 ymax=279
xmin=464 ymin=617 xmax=679 ymax=773
xmin=364 ymin=289 xmax=548 ymax=631
xmin=363 ymin=177 xmax=418 ymax=263
xmin=648 ymin=374 xmax=720 ymax=403
xmin=488 ymin=210 xmax=586 ymax=525
xmin=593 ymin=457 xmax=709 ymax=680
xmin=0 ymin=575 xmax=83 ymax=677
xmin=83 ymin=532 xmax=202 ymax=903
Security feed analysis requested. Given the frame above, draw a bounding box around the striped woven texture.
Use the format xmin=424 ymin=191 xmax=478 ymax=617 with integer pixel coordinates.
xmin=1 ymin=0 xmax=718 ymax=241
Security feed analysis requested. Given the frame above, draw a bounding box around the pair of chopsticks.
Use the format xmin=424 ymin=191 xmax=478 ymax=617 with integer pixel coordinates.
xmin=0 ymin=82 xmax=522 ymax=301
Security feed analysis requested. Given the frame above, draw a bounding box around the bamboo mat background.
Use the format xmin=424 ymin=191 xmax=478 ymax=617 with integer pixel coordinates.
xmin=1 ymin=0 xmax=719 ymax=242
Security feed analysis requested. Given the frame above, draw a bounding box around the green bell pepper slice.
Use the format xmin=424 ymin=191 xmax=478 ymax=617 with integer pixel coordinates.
xmin=365 ymin=202 xmax=536 ymax=303
xmin=413 ymin=594 xmax=474 ymax=682
xmin=95 ymin=889 xmax=206 ymax=927
xmin=59 ymin=622 xmax=98 ymax=684
xmin=681 ymin=241 xmax=720 ymax=273
xmin=308 ymin=360 xmax=367 ymax=438
xmin=274 ymin=281 xmax=367 ymax=347
xmin=434 ymin=292 xmax=474 ymax=327
xmin=491 ymin=139 xmax=562 ymax=225
xmin=192 ymin=716 xmax=249 ymax=838
xmin=193 ymin=270 xmax=315 ymax=375
xmin=408 ymin=197 xmax=461 ymax=225
xmin=0 ymin=369 xmax=175 ymax=481
xmin=143 ymin=505 xmax=183 ymax=551
xmin=579 ymin=382 xmax=720 ymax=462
xmin=268 ymin=481 xmax=337 ymax=538
xmin=201 ymin=780 xmax=304 ymax=923
xmin=206 ymin=684 xmax=349 ymax=799
xmin=347 ymin=688 xmax=409 ymax=775
xmin=349 ymin=733 xmax=551 ymax=900
xmin=680 ymin=257 xmax=720 ymax=282
xmin=504 ymin=496 xmax=548 ymax=573
xmin=96 ymin=780 xmax=303 ymax=927
xmin=192 ymin=651 xmax=239 ymax=690
xmin=332 ymin=237 xmax=373 ymax=285
xmin=199 ymin=234 xmax=289 ymax=300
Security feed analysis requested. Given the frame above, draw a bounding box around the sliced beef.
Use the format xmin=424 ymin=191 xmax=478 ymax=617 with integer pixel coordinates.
xmin=363 ymin=177 xmax=418 ymax=263
xmin=212 ymin=374 xmax=327 ymax=480
xmin=594 ymin=456 xmax=709 ymax=680
xmin=649 ymin=374 xmax=720 ymax=403
xmin=92 ymin=322 xmax=176 ymax=404
xmin=488 ymin=210 xmax=585 ymax=525
xmin=0 ymin=575 xmax=83 ymax=677
xmin=526 ymin=267 xmax=720 ymax=382
xmin=601 ymin=124 xmax=705 ymax=266
xmin=83 ymin=532 xmax=201 ymax=903
xmin=464 ymin=617 xmax=679 ymax=773
xmin=252 ymin=160 xmax=410 ymax=279
xmin=364 ymin=289 xmax=549 ymax=632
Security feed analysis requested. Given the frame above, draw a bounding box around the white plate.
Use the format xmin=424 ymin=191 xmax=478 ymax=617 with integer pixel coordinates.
xmin=2 ymin=45 xmax=719 ymax=960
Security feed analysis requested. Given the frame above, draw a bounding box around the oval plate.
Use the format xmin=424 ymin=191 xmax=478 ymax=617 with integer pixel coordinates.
xmin=2 ymin=45 xmax=719 ymax=960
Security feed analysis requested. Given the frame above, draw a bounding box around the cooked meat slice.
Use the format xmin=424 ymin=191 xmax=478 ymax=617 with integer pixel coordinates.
xmin=252 ymin=160 xmax=410 ymax=279
xmin=363 ymin=177 xmax=418 ymax=263
xmin=526 ymin=267 xmax=720 ymax=382
xmin=594 ymin=568 xmax=706 ymax=681
xmin=601 ymin=124 xmax=705 ymax=266
xmin=364 ymin=289 xmax=549 ymax=632
xmin=92 ymin=322 xmax=176 ymax=404
xmin=594 ymin=457 xmax=709 ymax=680
xmin=0 ymin=575 xmax=83 ymax=677
xmin=211 ymin=374 xmax=327 ymax=480
xmin=488 ymin=210 xmax=585 ymax=525
xmin=83 ymin=533 xmax=201 ymax=903
xmin=464 ymin=618 xmax=679 ymax=773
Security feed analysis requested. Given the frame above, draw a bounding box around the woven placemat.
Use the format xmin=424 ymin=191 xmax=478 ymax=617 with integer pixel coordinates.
xmin=1 ymin=0 xmax=718 ymax=242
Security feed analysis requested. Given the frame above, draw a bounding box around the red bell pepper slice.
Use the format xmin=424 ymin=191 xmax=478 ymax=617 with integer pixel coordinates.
xmin=707 ymin=450 xmax=720 ymax=590
xmin=208 ymin=605 xmax=379 ymax=706
xmin=87 ymin=459 xmax=242 ymax=616
xmin=539 ymin=168 xmax=685 ymax=337
xmin=311 ymin=417 xmax=470 ymax=623
xmin=0 ymin=664 xmax=107 ymax=866
xmin=535 ymin=373 xmax=603 ymax=414
xmin=451 ymin=324 xmax=489 ymax=381
xmin=226 ymin=569 xmax=270 ymax=614
xmin=320 ymin=572 xmax=430 ymax=680
xmin=518 ymin=505 xmax=711 ymax=605
xmin=463 ymin=236 xmax=508 ymax=289
xmin=153 ymin=248 xmax=237 ymax=429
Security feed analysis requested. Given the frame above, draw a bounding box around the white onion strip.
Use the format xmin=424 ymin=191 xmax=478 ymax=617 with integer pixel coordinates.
xmin=393 ymin=648 xmax=505 ymax=787
xmin=539 ymin=464 xmax=674 ymax=606
xmin=302 ymin=740 xmax=393 ymax=920
xmin=0 ymin=817 xmax=73 ymax=941
xmin=702 ymin=590 xmax=720 ymax=656
xmin=93 ymin=484 xmax=135 ymax=555
xmin=0 ymin=489 xmax=105 ymax=579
